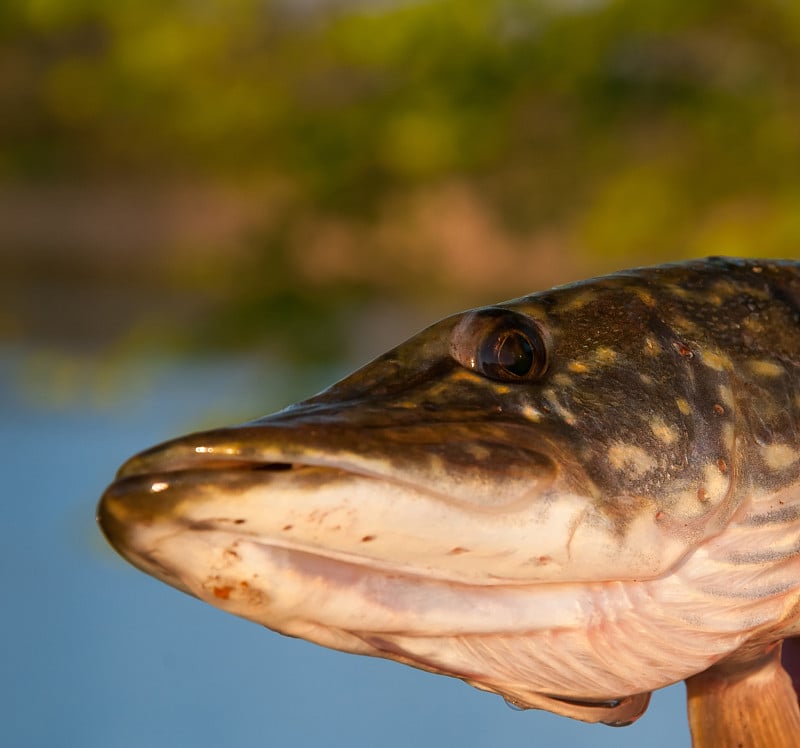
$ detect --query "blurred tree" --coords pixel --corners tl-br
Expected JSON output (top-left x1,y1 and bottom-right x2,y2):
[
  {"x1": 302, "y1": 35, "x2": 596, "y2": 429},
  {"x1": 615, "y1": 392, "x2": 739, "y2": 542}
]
[{"x1": 2, "y1": 0, "x2": 800, "y2": 365}]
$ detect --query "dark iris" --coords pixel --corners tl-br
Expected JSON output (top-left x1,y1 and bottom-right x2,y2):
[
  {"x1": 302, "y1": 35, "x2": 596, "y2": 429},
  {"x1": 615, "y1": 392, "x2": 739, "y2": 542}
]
[{"x1": 450, "y1": 308, "x2": 547, "y2": 383}]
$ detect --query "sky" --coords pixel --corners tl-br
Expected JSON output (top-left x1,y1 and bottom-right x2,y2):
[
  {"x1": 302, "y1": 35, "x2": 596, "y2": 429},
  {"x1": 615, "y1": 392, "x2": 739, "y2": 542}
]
[{"x1": 1, "y1": 348, "x2": 691, "y2": 748}]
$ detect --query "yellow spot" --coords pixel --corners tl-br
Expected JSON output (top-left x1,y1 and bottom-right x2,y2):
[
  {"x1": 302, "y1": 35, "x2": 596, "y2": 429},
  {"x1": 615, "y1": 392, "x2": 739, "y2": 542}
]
[
  {"x1": 426, "y1": 382, "x2": 452, "y2": 399},
  {"x1": 762, "y1": 443, "x2": 799, "y2": 471},
  {"x1": 467, "y1": 444, "x2": 491, "y2": 461},
  {"x1": 594, "y1": 347, "x2": 617, "y2": 365},
  {"x1": 640, "y1": 373, "x2": 654, "y2": 386},
  {"x1": 743, "y1": 316, "x2": 764, "y2": 333},
  {"x1": 521, "y1": 404, "x2": 542, "y2": 422},
  {"x1": 428, "y1": 454, "x2": 445, "y2": 474},
  {"x1": 150, "y1": 481, "x2": 169, "y2": 493},
  {"x1": 562, "y1": 290, "x2": 596, "y2": 312},
  {"x1": 748, "y1": 360, "x2": 785, "y2": 378},
  {"x1": 672, "y1": 314, "x2": 699, "y2": 335},
  {"x1": 607, "y1": 443, "x2": 656, "y2": 476},
  {"x1": 493, "y1": 384, "x2": 511, "y2": 395},
  {"x1": 543, "y1": 389, "x2": 577, "y2": 426},
  {"x1": 718, "y1": 385, "x2": 734, "y2": 409},
  {"x1": 650, "y1": 418, "x2": 678, "y2": 446},
  {"x1": 635, "y1": 289, "x2": 656, "y2": 307},
  {"x1": 450, "y1": 369, "x2": 482, "y2": 383},
  {"x1": 710, "y1": 279, "x2": 737, "y2": 298},
  {"x1": 722, "y1": 422, "x2": 735, "y2": 451},
  {"x1": 676, "y1": 398, "x2": 691, "y2": 416},
  {"x1": 702, "y1": 351, "x2": 731, "y2": 372},
  {"x1": 643, "y1": 337, "x2": 662, "y2": 356},
  {"x1": 568, "y1": 361, "x2": 589, "y2": 374},
  {"x1": 702, "y1": 462, "x2": 729, "y2": 503}
]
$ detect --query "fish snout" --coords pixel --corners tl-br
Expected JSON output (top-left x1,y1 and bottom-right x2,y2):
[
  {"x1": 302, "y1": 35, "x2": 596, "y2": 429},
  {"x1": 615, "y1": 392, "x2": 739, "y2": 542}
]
[{"x1": 97, "y1": 473, "x2": 198, "y2": 595}]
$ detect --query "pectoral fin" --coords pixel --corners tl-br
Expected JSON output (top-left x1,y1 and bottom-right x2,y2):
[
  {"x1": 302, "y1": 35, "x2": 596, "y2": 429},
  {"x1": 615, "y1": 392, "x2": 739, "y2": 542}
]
[{"x1": 686, "y1": 642, "x2": 800, "y2": 748}]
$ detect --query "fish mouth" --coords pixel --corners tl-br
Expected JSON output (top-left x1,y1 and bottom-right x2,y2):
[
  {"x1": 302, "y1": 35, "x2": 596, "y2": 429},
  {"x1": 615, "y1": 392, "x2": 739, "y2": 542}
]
[
  {"x1": 96, "y1": 424, "x2": 700, "y2": 723},
  {"x1": 97, "y1": 417, "x2": 694, "y2": 591},
  {"x1": 97, "y1": 428, "x2": 581, "y2": 671}
]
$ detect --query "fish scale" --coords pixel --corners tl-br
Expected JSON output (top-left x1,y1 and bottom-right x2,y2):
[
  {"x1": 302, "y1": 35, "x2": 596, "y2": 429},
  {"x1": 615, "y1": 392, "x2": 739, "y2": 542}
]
[{"x1": 98, "y1": 257, "x2": 800, "y2": 747}]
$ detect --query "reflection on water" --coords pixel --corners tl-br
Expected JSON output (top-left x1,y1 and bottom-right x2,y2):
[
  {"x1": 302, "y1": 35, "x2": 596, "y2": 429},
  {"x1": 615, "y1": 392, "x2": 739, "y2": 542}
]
[{"x1": 2, "y1": 347, "x2": 689, "y2": 748}]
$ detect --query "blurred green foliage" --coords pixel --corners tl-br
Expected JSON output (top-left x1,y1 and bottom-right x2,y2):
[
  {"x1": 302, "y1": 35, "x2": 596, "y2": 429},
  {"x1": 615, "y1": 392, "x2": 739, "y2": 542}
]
[{"x1": 3, "y1": 0, "x2": 800, "y2": 366}]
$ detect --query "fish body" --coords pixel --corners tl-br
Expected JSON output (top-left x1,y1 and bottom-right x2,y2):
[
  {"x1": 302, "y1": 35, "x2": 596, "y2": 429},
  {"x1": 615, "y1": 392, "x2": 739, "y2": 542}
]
[{"x1": 99, "y1": 257, "x2": 800, "y2": 742}]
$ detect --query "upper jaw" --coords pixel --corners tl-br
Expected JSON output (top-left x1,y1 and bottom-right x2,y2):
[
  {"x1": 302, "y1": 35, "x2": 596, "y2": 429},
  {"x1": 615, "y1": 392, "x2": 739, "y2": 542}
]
[
  {"x1": 113, "y1": 426, "x2": 304, "y2": 480},
  {"x1": 109, "y1": 413, "x2": 562, "y2": 511}
]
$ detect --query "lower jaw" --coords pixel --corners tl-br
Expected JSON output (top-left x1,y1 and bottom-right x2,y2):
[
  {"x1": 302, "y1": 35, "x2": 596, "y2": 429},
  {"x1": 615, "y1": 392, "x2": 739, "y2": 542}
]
[{"x1": 128, "y1": 529, "x2": 733, "y2": 705}]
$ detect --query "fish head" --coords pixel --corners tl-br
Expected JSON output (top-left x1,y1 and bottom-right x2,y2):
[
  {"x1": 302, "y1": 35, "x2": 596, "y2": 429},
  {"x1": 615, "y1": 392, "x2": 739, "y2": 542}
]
[{"x1": 98, "y1": 259, "x2": 800, "y2": 725}]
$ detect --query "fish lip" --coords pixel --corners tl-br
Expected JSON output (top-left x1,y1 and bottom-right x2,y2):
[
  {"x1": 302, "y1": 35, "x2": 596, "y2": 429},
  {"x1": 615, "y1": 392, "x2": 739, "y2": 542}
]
[
  {"x1": 115, "y1": 451, "x2": 299, "y2": 480},
  {"x1": 109, "y1": 441, "x2": 523, "y2": 509},
  {"x1": 109, "y1": 454, "x2": 445, "y2": 504}
]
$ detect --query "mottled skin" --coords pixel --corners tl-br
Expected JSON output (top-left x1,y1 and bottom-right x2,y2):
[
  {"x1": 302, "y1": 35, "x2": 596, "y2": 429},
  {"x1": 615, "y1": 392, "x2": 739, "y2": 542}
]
[{"x1": 99, "y1": 258, "x2": 800, "y2": 745}]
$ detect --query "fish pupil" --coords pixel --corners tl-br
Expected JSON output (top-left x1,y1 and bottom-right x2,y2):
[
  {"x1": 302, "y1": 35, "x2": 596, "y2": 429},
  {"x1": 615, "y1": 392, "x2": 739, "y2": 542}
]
[{"x1": 495, "y1": 331, "x2": 534, "y2": 377}]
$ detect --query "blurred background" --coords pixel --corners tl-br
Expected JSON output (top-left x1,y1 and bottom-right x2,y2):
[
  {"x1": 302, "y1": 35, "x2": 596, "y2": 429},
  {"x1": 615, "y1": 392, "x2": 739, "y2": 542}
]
[{"x1": 4, "y1": 0, "x2": 800, "y2": 745}]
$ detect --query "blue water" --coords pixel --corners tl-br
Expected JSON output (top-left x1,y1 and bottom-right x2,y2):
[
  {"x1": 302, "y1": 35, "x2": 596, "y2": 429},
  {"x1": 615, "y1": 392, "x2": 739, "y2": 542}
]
[{"x1": 0, "y1": 349, "x2": 690, "y2": 747}]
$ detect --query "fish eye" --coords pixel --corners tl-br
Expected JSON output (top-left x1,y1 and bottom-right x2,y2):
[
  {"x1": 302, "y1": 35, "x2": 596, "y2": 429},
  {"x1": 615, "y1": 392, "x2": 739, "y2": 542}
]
[
  {"x1": 482, "y1": 329, "x2": 537, "y2": 379},
  {"x1": 450, "y1": 308, "x2": 548, "y2": 383}
]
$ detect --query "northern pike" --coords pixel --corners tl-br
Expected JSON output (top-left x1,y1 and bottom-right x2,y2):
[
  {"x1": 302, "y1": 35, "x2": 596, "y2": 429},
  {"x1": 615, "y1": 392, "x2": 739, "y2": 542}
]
[{"x1": 98, "y1": 257, "x2": 800, "y2": 747}]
